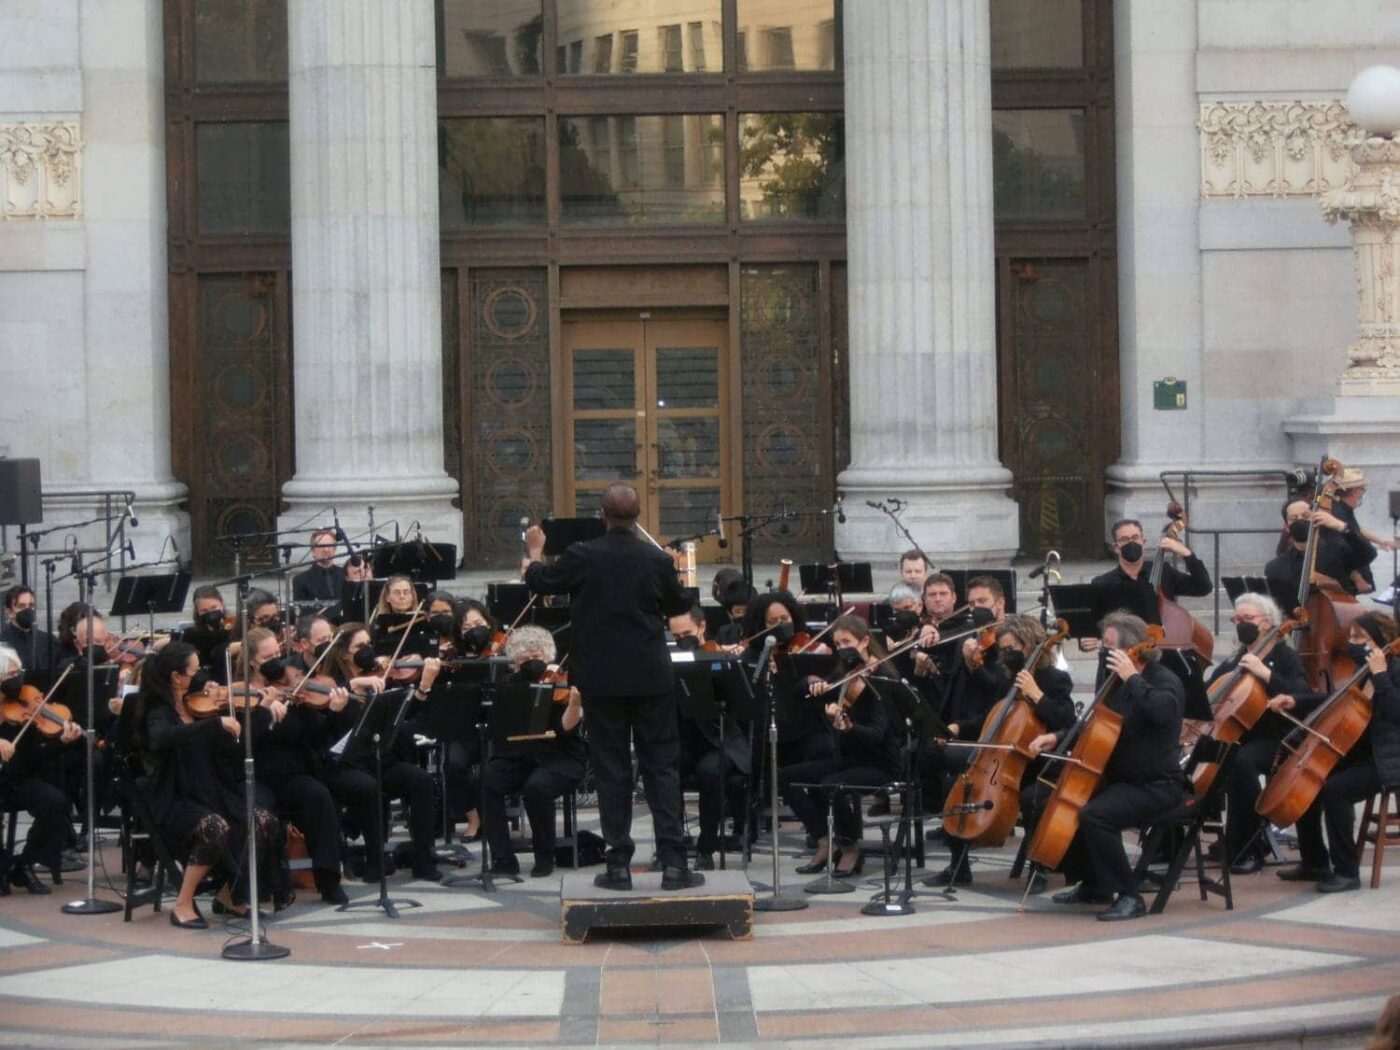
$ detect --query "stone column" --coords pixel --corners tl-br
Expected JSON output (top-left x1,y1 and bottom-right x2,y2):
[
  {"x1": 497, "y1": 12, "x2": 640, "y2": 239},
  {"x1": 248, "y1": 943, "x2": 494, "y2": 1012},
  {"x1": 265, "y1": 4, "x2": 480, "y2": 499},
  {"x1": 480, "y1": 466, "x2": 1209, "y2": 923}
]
[
  {"x1": 835, "y1": 0, "x2": 1019, "y2": 565},
  {"x1": 280, "y1": 0, "x2": 462, "y2": 551}
]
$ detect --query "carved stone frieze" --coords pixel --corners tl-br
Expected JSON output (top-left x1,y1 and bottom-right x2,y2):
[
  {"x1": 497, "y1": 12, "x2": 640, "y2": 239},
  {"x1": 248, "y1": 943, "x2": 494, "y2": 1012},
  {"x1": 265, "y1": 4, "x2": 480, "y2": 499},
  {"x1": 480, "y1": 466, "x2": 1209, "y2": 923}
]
[
  {"x1": 0, "y1": 121, "x2": 82, "y2": 220},
  {"x1": 1199, "y1": 101, "x2": 1362, "y2": 199}
]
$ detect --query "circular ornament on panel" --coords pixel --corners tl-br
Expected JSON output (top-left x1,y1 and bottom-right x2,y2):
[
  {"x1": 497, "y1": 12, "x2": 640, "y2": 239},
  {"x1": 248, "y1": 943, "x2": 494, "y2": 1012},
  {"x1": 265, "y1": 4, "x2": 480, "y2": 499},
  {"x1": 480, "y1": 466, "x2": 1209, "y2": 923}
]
[
  {"x1": 761, "y1": 352, "x2": 810, "y2": 402},
  {"x1": 482, "y1": 286, "x2": 538, "y2": 341},
  {"x1": 755, "y1": 423, "x2": 813, "y2": 471},
  {"x1": 212, "y1": 363, "x2": 267, "y2": 412},
  {"x1": 214, "y1": 433, "x2": 272, "y2": 481},
  {"x1": 484, "y1": 355, "x2": 536, "y2": 407},
  {"x1": 215, "y1": 503, "x2": 271, "y2": 544},
  {"x1": 1029, "y1": 278, "x2": 1076, "y2": 324},
  {"x1": 212, "y1": 291, "x2": 270, "y2": 343},
  {"x1": 485, "y1": 427, "x2": 539, "y2": 477}
]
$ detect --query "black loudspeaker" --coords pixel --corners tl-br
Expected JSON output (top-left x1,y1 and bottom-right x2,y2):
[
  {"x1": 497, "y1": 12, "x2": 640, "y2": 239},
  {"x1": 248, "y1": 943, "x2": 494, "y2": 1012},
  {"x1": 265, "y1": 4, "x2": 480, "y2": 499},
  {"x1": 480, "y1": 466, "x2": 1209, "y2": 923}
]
[
  {"x1": 1390, "y1": 489, "x2": 1400, "y2": 520},
  {"x1": 0, "y1": 459, "x2": 42, "y2": 526}
]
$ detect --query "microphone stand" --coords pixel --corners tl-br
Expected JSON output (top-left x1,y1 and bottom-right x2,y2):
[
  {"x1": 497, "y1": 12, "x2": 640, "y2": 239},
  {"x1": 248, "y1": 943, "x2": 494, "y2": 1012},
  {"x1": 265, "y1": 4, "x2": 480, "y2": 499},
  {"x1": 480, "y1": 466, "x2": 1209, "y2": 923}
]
[
  {"x1": 223, "y1": 578, "x2": 290, "y2": 960},
  {"x1": 866, "y1": 499, "x2": 931, "y2": 569},
  {"x1": 60, "y1": 555, "x2": 121, "y2": 916},
  {"x1": 751, "y1": 649, "x2": 807, "y2": 913}
]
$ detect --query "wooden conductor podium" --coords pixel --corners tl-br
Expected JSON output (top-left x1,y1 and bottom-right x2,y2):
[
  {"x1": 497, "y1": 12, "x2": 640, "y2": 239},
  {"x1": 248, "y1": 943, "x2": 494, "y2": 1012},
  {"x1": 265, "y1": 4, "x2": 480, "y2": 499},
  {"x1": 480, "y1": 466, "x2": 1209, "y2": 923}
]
[{"x1": 560, "y1": 870, "x2": 754, "y2": 944}]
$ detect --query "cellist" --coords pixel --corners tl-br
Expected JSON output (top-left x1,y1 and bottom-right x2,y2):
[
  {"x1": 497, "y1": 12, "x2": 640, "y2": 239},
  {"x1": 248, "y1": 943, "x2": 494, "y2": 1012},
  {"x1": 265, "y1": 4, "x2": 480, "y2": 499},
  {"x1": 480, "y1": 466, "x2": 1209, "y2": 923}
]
[
  {"x1": 1272, "y1": 611, "x2": 1398, "y2": 892},
  {"x1": 1029, "y1": 611, "x2": 1185, "y2": 921},
  {"x1": 1205, "y1": 593, "x2": 1312, "y2": 875}
]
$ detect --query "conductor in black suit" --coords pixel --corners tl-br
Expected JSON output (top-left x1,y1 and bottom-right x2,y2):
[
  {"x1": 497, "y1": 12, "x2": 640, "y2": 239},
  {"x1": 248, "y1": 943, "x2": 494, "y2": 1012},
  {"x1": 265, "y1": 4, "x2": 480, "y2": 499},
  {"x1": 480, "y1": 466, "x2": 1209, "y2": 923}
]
[{"x1": 522, "y1": 482, "x2": 700, "y2": 891}]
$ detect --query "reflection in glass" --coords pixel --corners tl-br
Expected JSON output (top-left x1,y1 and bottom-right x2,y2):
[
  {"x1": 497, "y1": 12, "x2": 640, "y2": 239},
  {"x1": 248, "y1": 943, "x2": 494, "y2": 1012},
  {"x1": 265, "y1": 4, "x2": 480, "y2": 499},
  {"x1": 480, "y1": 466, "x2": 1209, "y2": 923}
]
[
  {"x1": 556, "y1": 0, "x2": 722, "y2": 75},
  {"x1": 573, "y1": 350, "x2": 635, "y2": 410},
  {"x1": 736, "y1": 0, "x2": 836, "y2": 71},
  {"x1": 560, "y1": 115, "x2": 725, "y2": 225},
  {"x1": 197, "y1": 123, "x2": 290, "y2": 235},
  {"x1": 661, "y1": 488, "x2": 722, "y2": 538},
  {"x1": 991, "y1": 0, "x2": 1083, "y2": 69},
  {"x1": 739, "y1": 113, "x2": 845, "y2": 221},
  {"x1": 992, "y1": 110, "x2": 1087, "y2": 221},
  {"x1": 440, "y1": 0, "x2": 543, "y2": 77},
  {"x1": 574, "y1": 420, "x2": 637, "y2": 479},
  {"x1": 439, "y1": 118, "x2": 546, "y2": 227},
  {"x1": 657, "y1": 419, "x2": 721, "y2": 479},
  {"x1": 195, "y1": 0, "x2": 287, "y2": 82},
  {"x1": 656, "y1": 348, "x2": 719, "y2": 408}
]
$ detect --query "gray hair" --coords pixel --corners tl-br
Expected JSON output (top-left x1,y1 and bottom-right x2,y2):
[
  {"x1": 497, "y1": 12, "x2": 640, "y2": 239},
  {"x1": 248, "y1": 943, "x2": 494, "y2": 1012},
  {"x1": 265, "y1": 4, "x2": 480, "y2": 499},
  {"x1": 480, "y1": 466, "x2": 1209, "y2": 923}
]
[
  {"x1": 1234, "y1": 592, "x2": 1282, "y2": 625},
  {"x1": 0, "y1": 643, "x2": 20, "y2": 677},
  {"x1": 1099, "y1": 610, "x2": 1160, "y2": 663},
  {"x1": 888, "y1": 583, "x2": 921, "y2": 606},
  {"x1": 504, "y1": 624, "x2": 555, "y2": 666}
]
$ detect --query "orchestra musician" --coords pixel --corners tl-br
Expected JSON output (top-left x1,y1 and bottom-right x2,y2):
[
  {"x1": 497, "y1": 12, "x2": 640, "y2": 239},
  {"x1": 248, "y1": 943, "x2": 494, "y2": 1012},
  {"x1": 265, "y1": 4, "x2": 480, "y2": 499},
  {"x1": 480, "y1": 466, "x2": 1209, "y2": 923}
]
[
  {"x1": 481, "y1": 625, "x2": 585, "y2": 880},
  {"x1": 424, "y1": 591, "x2": 459, "y2": 657},
  {"x1": 183, "y1": 584, "x2": 232, "y2": 676},
  {"x1": 292, "y1": 529, "x2": 342, "y2": 603},
  {"x1": 456, "y1": 599, "x2": 500, "y2": 658},
  {"x1": 779, "y1": 614, "x2": 898, "y2": 878},
  {"x1": 713, "y1": 571, "x2": 756, "y2": 646},
  {"x1": 1275, "y1": 612, "x2": 1398, "y2": 892},
  {"x1": 0, "y1": 643, "x2": 81, "y2": 894},
  {"x1": 898, "y1": 549, "x2": 930, "y2": 591},
  {"x1": 741, "y1": 590, "x2": 832, "y2": 765},
  {"x1": 668, "y1": 605, "x2": 751, "y2": 869},
  {"x1": 521, "y1": 481, "x2": 697, "y2": 892},
  {"x1": 1265, "y1": 497, "x2": 1355, "y2": 604},
  {"x1": 2, "y1": 586, "x2": 55, "y2": 675},
  {"x1": 1029, "y1": 611, "x2": 1185, "y2": 921}
]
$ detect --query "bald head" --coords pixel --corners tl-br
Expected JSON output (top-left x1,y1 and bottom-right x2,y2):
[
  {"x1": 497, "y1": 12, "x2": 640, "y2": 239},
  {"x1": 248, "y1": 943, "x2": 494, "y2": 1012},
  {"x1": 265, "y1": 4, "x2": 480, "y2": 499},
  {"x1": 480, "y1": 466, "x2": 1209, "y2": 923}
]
[{"x1": 601, "y1": 482, "x2": 641, "y2": 526}]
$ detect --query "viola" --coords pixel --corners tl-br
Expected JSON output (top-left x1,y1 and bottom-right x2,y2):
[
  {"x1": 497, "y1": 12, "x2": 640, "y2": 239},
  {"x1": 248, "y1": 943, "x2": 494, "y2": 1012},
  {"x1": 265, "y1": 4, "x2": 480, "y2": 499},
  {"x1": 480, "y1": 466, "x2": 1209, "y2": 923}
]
[
  {"x1": 1150, "y1": 501, "x2": 1214, "y2": 663},
  {"x1": 943, "y1": 620, "x2": 1070, "y2": 847},
  {"x1": 1025, "y1": 626, "x2": 1164, "y2": 872}
]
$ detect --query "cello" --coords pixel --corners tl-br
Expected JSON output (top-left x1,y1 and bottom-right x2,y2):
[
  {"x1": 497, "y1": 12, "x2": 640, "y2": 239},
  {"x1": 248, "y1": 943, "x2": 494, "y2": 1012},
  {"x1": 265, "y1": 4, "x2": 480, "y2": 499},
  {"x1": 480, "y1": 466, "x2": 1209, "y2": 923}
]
[
  {"x1": 1293, "y1": 457, "x2": 1364, "y2": 692},
  {"x1": 1151, "y1": 502, "x2": 1214, "y2": 664},
  {"x1": 1189, "y1": 609, "x2": 1307, "y2": 801},
  {"x1": 1255, "y1": 632, "x2": 1400, "y2": 828},
  {"x1": 942, "y1": 619, "x2": 1070, "y2": 847},
  {"x1": 1025, "y1": 626, "x2": 1164, "y2": 872}
]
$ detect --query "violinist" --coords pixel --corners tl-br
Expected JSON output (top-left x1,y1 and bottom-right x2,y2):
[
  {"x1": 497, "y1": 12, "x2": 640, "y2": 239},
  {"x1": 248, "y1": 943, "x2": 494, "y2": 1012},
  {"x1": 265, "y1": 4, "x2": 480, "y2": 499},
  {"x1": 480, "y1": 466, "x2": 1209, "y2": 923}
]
[
  {"x1": 456, "y1": 599, "x2": 500, "y2": 657},
  {"x1": 668, "y1": 606, "x2": 750, "y2": 869},
  {"x1": 779, "y1": 615, "x2": 898, "y2": 878},
  {"x1": 913, "y1": 572, "x2": 968, "y2": 683},
  {"x1": 481, "y1": 626, "x2": 585, "y2": 879},
  {"x1": 131, "y1": 642, "x2": 284, "y2": 928},
  {"x1": 183, "y1": 585, "x2": 231, "y2": 676},
  {"x1": 226, "y1": 590, "x2": 287, "y2": 666},
  {"x1": 929, "y1": 615, "x2": 1076, "y2": 887},
  {"x1": 2, "y1": 586, "x2": 55, "y2": 675},
  {"x1": 375, "y1": 575, "x2": 418, "y2": 619},
  {"x1": 741, "y1": 591, "x2": 832, "y2": 764},
  {"x1": 424, "y1": 591, "x2": 459, "y2": 657},
  {"x1": 245, "y1": 624, "x2": 350, "y2": 905},
  {"x1": 436, "y1": 597, "x2": 488, "y2": 840},
  {"x1": 883, "y1": 584, "x2": 925, "y2": 681},
  {"x1": 1029, "y1": 611, "x2": 1185, "y2": 921},
  {"x1": 898, "y1": 550, "x2": 930, "y2": 591},
  {"x1": 1278, "y1": 612, "x2": 1398, "y2": 892},
  {"x1": 713, "y1": 571, "x2": 756, "y2": 646},
  {"x1": 0, "y1": 643, "x2": 81, "y2": 894},
  {"x1": 1206, "y1": 594, "x2": 1312, "y2": 874},
  {"x1": 322, "y1": 623, "x2": 442, "y2": 883},
  {"x1": 292, "y1": 529, "x2": 342, "y2": 603},
  {"x1": 938, "y1": 577, "x2": 1008, "y2": 746}
]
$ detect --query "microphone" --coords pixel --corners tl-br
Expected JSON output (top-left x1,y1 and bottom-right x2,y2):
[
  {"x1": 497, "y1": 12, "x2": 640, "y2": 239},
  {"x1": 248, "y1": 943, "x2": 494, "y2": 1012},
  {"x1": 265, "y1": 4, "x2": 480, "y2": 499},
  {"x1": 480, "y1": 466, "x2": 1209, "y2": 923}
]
[
  {"x1": 1028, "y1": 565, "x2": 1046, "y2": 580},
  {"x1": 125, "y1": 541, "x2": 136, "y2": 561},
  {"x1": 865, "y1": 500, "x2": 883, "y2": 511},
  {"x1": 69, "y1": 540, "x2": 82, "y2": 578},
  {"x1": 751, "y1": 634, "x2": 778, "y2": 689},
  {"x1": 332, "y1": 506, "x2": 356, "y2": 555},
  {"x1": 124, "y1": 494, "x2": 139, "y2": 528},
  {"x1": 834, "y1": 494, "x2": 846, "y2": 524},
  {"x1": 716, "y1": 510, "x2": 728, "y2": 549}
]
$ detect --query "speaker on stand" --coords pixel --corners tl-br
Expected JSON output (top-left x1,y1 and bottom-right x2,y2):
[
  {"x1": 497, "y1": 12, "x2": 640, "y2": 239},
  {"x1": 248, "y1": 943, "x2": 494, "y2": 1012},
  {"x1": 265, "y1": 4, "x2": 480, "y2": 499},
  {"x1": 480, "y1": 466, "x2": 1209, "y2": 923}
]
[{"x1": 0, "y1": 459, "x2": 44, "y2": 588}]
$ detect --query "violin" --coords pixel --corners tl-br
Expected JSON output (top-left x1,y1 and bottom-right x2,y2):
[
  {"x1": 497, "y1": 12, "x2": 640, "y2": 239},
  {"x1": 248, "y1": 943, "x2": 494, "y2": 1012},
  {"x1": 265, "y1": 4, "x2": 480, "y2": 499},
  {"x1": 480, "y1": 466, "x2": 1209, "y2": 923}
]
[
  {"x1": 1, "y1": 680, "x2": 75, "y2": 741},
  {"x1": 183, "y1": 681, "x2": 264, "y2": 720},
  {"x1": 1025, "y1": 626, "x2": 1164, "y2": 872},
  {"x1": 960, "y1": 623, "x2": 1000, "y2": 670},
  {"x1": 539, "y1": 666, "x2": 574, "y2": 704},
  {"x1": 1150, "y1": 501, "x2": 1214, "y2": 663}
]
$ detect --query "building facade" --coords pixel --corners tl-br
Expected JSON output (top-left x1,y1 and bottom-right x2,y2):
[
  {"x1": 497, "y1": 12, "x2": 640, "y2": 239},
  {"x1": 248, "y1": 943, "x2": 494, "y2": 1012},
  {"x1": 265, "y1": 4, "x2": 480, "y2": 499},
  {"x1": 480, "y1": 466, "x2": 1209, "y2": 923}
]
[{"x1": 2, "y1": 0, "x2": 1398, "y2": 574}]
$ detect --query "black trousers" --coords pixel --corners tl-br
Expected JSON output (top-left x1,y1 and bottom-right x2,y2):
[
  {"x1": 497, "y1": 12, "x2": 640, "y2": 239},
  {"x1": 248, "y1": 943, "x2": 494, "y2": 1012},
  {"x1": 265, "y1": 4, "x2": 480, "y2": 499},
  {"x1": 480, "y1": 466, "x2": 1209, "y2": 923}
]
[
  {"x1": 257, "y1": 773, "x2": 341, "y2": 874},
  {"x1": 680, "y1": 747, "x2": 747, "y2": 853},
  {"x1": 481, "y1": 753, "x2": 584, "y2": 865},
  {"x1": 1224, "y1": 736, "x2": 1281, "y2": 864},
  {"x1": 4, "y1": 776, "x2": 69, "y2": 872},
  {"x1": 779, "y1": 758, "x2": 889, "y2": 847},
  {"x1": 1063, "y1": 779, "x2": 1183, "y2": 898},
  {"x1": 585, "y1": 693, "x2": 686, "y2": 869},
  {"x1": 1296, "y1": 761, "x2": 1380, "y2": 878},
  {"x1": 443, "y1": 738, "x2": 481, "y2": 818},
  {"x1": 328, "y1": 760, "x2": 436, "y2": 871}
]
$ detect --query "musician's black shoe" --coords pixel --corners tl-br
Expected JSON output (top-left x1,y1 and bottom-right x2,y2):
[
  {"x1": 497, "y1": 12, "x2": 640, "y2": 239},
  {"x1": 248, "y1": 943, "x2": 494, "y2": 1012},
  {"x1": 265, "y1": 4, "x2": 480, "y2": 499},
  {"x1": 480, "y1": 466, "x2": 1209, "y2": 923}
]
[
  {"x1": 695, "y1": 852, "x2": 715, "y2": 871},
  {"x1": 411, "y1": 863, "x2": 444, "y2": 883},
  {"x1": 923, "y1": 861, "x2": 971, "y2": 887},
  {"x1": 1277, "y1": 864, "x2": 1329, "y2": 882},
  {"x1": 490, "y1": 856, "x2": 521, "y2": 877},
  {"x1": 320, "y1": 883, "x2": 349, "y2": 906},
  {"x1": 661, "y1": 866, "x2": 705, "y2": 890},
  {"x1": 9, "y1": 864, "x2": 49, "y2": 895},
  {"x1": 647, "y1": 855, "x2": 664, "y2": 872},
  {"x1": 169, "y1": 905, "x2": 208, "y2": 930},
  {"x1": 1230, "y1": 855, "x2": 1265, "y2": 876},
  {"x1": 529, "y1": 860, "x2": 555, "y2": 879},
  {"x1": 1096, "y1": 894, "x2": 1147, "y2": 922},
  {"x1": 1051, "y1": 883, "x2": 1113, "y2": 905},
  {"x1": 594, "y1": 866, "x2": 633, "y2": 891},
  {"x1": 1317, "y1": 872, "x2": 1361, "y2": 893}
]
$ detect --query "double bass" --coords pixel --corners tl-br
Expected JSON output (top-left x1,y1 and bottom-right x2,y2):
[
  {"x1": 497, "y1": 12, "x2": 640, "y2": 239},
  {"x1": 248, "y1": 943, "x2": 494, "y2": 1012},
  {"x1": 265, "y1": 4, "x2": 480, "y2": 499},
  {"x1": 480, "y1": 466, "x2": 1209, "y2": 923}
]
[
  {"x1": 1151, "y1": 501, "x2": 1213, "y2": 663},
  {"x1": 1256, "y1": 634, "x2": 1400, "y2": 827},
  {"x1": 1189, "y1": 609, "x2": 1307, "y2": 801},
  {"x1": 1293, "y1": 457, "x2": 1364, "y2": 692},
  {"x1": 942, "y1": 619, "x2": 1070, "y2": 847},
  {"x1": 1025, "y1": 626, "x2": 1164, "y2": 871}
]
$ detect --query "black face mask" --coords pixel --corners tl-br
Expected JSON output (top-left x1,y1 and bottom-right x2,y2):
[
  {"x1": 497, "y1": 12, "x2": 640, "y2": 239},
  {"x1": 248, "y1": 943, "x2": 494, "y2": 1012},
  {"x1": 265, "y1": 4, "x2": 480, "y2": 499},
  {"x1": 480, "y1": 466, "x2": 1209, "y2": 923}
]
[
  {"x1": 1288, "y1": 519, "x2": 1311, "y2": 543},
  {"x1": 260, "y1": 657, "x2": 286, "y2": 681},
  {"x1": 1000, "y1": 649, "x2": 1026, "y2": 673},
  {"x1": 1348, "y1": 643, "x2": 1372, "y2": 666},
  {"x1": 429, "y1": 613, "x2": 455, "y2": 636},
  {"x1": 771, "y1": 621, "x2": 795, "y2": 645},
  {"x1": 521, "y1": 658, "x2": 548, "y2": 682},
  {"x1": 971, "y1": 607, "x2": 996, "y2": 628},
  {"x1": 1235, "y1": 622, "x2": 1260, "y2": 646},
  {"x1": 836, "y1": 646, "x2": 863, "y2": 669},
  {"x1": 197, "y1": 609, "x2": 226, "y2": 631},
  {"x1": 0, "y1": 676, "x2": 21, "y2": 700},
  {"x1": 311, "y1": 641, "x2": 331, "y2": 662},
  {"x1": 13, "y1": 608, "x2": 35, "y2": 631},
  {"x1": 1119, "y1": 541, "x2": 1144, "y2": 563},
  {"x1": 462, "y1": 625, "x2": 492, "y2": 653},
  {"x1": 892, "y1": 610, "x2": 921, "y2": 636},
  {"x1": 675, "y1": 634, "x2": 701, "y2": 652},
  {"x1": 353, "y1": 647, "x2": 379, "y2": 673},
  {"x1": 186, "y1": 670, "x2": 211, "y2": 695},
  {"x1": 260, "y1": 617, "x2": 284, "y2": 635}
]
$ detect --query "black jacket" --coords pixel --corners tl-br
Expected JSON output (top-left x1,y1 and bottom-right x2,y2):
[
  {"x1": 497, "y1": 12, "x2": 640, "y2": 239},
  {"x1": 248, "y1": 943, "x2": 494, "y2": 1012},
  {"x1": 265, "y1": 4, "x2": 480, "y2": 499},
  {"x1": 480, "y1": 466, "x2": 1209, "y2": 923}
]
[
  {"x1": 1369, "y1": 659, "x2": 1400, "y2": 787},
  {"x1": 524, "y1": 527, "x2": 690, "y2": 698},
  {"x1": 293, "y1": 564, "x2": 342, "y2": 603},
  {"x1": 1061, "y1": 660, "x2": 1183, "y2": 786},
  {"x1": 1205, "y1": 639, "x2": 1312, "y2": 743},
  {"x1": 1089, "y1": 557, "x2": 1213, "y2": 625},
  {"x1": 1, "y1": 622, "x2": 55, "y2": 675},
  {"x1": 832, "y1": 678, "x2": 899, "y2": 776},
  {"x1": 1265, "y1": 543, "x2": 1354, "y2": 605}
]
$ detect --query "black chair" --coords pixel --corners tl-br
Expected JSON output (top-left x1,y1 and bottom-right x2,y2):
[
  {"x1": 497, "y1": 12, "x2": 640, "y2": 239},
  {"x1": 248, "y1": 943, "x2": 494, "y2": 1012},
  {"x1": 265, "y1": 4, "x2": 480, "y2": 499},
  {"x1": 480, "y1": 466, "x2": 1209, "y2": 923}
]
[
  {"x1": 114, "y1": 770, "x2": 183, "y2": 922},
  {"x1": 1133, "y1": 737, "x2": 1237, "y2": 915}
]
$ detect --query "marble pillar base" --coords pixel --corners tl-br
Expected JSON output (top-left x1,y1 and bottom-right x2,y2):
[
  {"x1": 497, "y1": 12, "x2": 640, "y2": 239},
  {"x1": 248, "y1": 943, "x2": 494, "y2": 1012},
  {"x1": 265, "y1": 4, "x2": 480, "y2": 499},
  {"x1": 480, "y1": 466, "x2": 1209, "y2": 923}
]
[
  {"x1": 279, "y1": 475, "x2": 464, "y2": 567},
  {"x1": 835, "y1": 467, "x2": 1020, "y2": 567},
  {"x1": 40, "y1": 480, "x2": 190, "y2": 567},
  {"x1": 1286, "y1": 395, "x2": 1400, "y2": 546}
]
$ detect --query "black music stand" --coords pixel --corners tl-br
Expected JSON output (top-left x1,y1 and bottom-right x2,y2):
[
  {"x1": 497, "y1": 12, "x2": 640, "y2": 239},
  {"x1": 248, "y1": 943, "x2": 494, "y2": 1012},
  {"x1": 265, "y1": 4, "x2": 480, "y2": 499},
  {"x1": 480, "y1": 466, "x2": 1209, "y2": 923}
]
[
  {"x1": 110, "y1": 572, "x2": 191, "y2": 643},
  {"x1": 372, "y1": 540, "x2": 457, "y2": 582},
  {"x1": 542, "y1": 517, "x2": 605, "y2": 556},
  {"x1": 1047, "y1": 584, "x2": 1100, "y2": 640},
  {"x1": 373, "y1": 613, "x2": 436, "y2": 658},
  {"x1": 1222, "y1": 576, "x2": 1270, "y2": 604},
  {"x1": 487, "y1": 582, "x2": 531, "y2": 623},
  {"x1": 799, "y1": 562, "x2": 873, "y2": 600}
]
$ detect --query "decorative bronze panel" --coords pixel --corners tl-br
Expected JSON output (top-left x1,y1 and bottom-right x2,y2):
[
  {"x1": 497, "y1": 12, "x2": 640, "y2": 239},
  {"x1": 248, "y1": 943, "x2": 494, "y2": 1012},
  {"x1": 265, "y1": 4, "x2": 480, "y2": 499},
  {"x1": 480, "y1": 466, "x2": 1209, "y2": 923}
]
[{"x1": 465, "y1": 268, "x2": 552, "y2": 567}]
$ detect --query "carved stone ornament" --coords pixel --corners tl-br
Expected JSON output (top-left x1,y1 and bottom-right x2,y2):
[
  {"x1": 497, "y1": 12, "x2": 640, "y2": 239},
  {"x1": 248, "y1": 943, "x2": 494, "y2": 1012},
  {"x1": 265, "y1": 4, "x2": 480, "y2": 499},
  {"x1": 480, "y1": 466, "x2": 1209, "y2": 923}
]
[
  {"x1": 1199, "y1": 101, "x2": 1362, "y2": 199},
  {"x1": 1321, "y1": 136, "x2": 1400, "y2": 392},
  {"x1": 0, "y1": 121, "x2": 82, "y2": 220}
]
